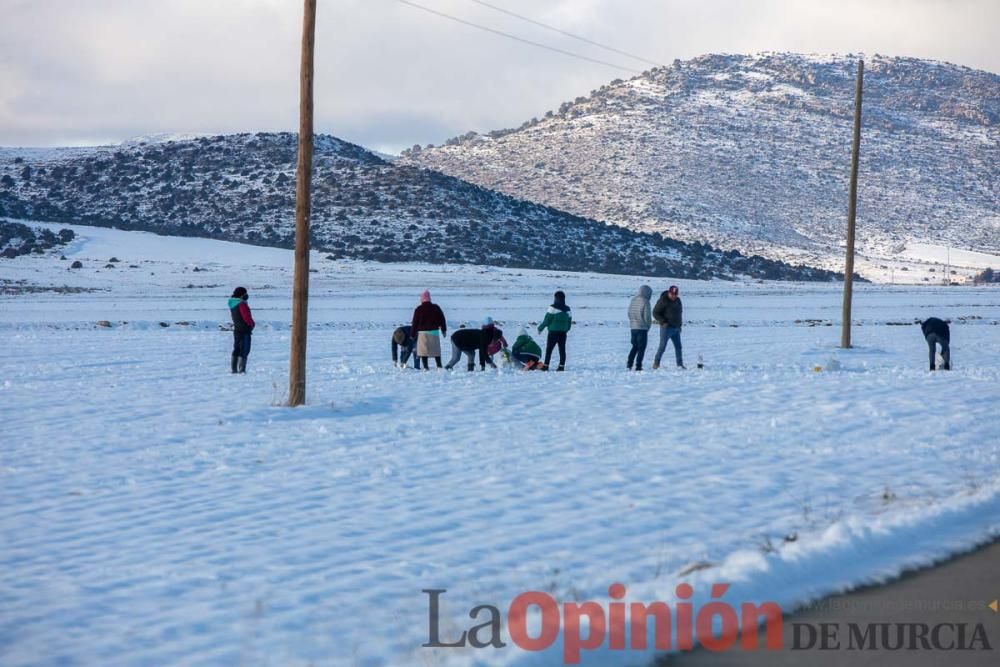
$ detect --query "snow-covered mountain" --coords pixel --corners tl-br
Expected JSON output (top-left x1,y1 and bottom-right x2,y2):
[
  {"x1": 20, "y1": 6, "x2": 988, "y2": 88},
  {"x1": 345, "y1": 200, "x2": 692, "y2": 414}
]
[
  {"x1": 0, "y1": 133, "x2": 842, "y2": 281},
  {"x1": 400, "y1": 53, "x2": 999, "y2": 274}
]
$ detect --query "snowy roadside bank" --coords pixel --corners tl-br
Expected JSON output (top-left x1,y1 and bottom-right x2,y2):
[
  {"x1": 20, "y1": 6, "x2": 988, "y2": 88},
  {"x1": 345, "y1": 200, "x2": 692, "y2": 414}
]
[
  {"x1": 1, "y1": 226, "x2": 998, "y2": 666},
  {"x1": 658, "y1": 536, "x2": 1000, "y2": 667}
]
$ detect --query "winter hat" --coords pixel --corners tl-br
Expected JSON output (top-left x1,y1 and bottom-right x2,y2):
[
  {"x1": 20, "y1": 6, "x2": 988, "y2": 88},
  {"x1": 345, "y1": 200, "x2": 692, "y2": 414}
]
[
  {"x1": 482, "y1": 316, "x2": 494, "y2": 327},
  {"x1": 518, "y1": 327, "x2": 527, "y2": 338},
  {"x1": 668, "y1": 285, "x2": 679, "y2": 295},
  {"x1": 420, "y1": 290, "x2": 431, "y2": 303},
  {"x1": 553, "y1": 290, "x2": 567, "y2": 306},
  {"x1": 232, "y1": 286, "x2": 248, "y2": 300}
]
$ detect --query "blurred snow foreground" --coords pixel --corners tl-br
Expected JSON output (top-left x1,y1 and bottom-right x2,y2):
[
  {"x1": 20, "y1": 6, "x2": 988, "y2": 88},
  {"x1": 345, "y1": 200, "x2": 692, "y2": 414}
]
[{"x1": 1, "y1": 224, "x2": 998, "y2": 666}]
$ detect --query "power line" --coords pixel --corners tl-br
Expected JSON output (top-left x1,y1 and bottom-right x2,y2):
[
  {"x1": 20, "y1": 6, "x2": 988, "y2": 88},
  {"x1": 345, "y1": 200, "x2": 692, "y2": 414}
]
[
  {"x1": 397, "y1": 0, "x2": 644, "y2": 74},
  {"x1": 463, "y1": 0, "x2": 663, "y2": 68}
]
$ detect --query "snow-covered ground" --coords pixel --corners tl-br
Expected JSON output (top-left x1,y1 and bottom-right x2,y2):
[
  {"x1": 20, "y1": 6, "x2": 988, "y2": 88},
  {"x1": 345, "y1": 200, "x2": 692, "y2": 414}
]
[{"x1": 1, "y1": 224, "x2": 998, "y2": 666}]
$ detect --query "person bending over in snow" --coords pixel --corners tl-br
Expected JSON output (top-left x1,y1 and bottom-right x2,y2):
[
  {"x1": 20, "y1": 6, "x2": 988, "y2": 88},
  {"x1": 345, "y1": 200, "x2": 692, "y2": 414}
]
[
  {"x1": 510, "y1": 327, "x2": 542, "y2": 369},
  {"x1": 652, "y1": 285, "x2": 684, "y2": 369},
  {"x1": 481, "y1": 317, "x2": 509, "y2": 367},
  {"x1": 411, "y1": 290, "x2": 447, "y2": 369},
  {"x1": 921, "y1": 317, "x2": 951, "y2": 370},
  {"x1": 538, "y1": 290, "x2": 572, "y2": 371},
  {"x1": 391, "y1": 325, "x2": 419, "y2": 369},
  {"x1": 446, "y1": 324, "x2": 506, "y2": 370},
  {"x1": 228, "y1": 286, "x2": 255, "y2": 374},
  {"x1": 627, "y1": 285, "x2": 653, "y2": 371}
]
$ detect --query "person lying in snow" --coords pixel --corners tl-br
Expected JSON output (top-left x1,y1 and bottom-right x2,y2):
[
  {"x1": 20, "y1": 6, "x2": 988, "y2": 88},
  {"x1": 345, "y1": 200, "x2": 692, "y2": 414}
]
[
  {"x1": 228, "y1": 286, "x2": 255, "y2": 374},
  {"x1": 510, "y1": 327, "x2": 542, "y2": 369},
  {"x1": 537, "y1": 290, "x2": 572, "y2": 371},
  {"x1": 921, "y1": 317, "x2": 951, "y2": 370},
  {"x1": 480, "y1": 317, "x2": 509, "y2": 368},
  {"x1": 391, "y1": 325, "x2": 419, "y2": 369},
  {"x1": 445, "y1": 324, "x2": 506, "y2": 371}
]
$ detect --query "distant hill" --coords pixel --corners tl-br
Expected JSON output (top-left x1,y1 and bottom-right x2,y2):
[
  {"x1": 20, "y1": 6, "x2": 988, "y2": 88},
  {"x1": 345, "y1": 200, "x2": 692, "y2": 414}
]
[
  {"x1": 401, "y1": 53, "x2": 999, "y2": 272},
  {"x1": 0, "y1": 133, "x2": 842, "y2": 281}
]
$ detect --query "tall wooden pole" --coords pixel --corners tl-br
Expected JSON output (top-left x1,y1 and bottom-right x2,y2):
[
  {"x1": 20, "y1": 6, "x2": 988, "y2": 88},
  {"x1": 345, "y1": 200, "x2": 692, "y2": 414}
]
[
  {"x1": 289, "y1": 0, "x2": 317, "y2": 406},
  {"x1": 840, "y1": 58, "x2": 864, "y2": 349}
]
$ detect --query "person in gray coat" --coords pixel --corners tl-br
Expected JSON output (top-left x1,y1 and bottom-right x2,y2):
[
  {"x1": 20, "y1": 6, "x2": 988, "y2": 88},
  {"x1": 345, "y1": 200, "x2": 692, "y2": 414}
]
[
  {"x1": 627, "y1": 285, "x2": 653, "y2": 371},
  {"x1": 653, "y1": 285, "x2": 684, "y2": 369}
]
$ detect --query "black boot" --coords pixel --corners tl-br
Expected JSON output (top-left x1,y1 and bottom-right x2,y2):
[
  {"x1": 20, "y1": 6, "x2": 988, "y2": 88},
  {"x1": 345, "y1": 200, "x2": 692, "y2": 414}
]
[
  {"x1": 231, "y1": 353, "x2": 239, "y2": 374},
  {"x1": 237, "y1": 356, "x2": 247, "y2": 374}
]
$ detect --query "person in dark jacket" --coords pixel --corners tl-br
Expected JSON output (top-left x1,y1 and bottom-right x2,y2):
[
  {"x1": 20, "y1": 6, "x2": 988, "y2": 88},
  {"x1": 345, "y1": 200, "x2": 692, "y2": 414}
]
[
  {"x1": 652, "y1": 285, "x2": 684, "y2": 369},
  {"x1": 921, "y1": 317, "x2": 951, "y2": 370},
  {"x1": 228, "y1": 286, "x2": 255, "y2": 374},
  {"x1": 627, "y1": 285, "x2": 653, "y2": 371},
  {"x1": 411, "y1": 290, "x2": 447, "y2": 369},
  {"x1": 445, "y1": 325, "x2": 506, "y2": 370},
  {"x1": 538, "y1": 290, "x2": 572, "y2": 371},
  {"x1": 392, "y1": 325, "x2": 419, "y2": 369}
]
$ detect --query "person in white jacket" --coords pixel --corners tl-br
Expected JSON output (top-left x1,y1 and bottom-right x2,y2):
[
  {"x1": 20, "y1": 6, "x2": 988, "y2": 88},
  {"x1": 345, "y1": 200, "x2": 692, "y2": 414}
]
[{"x1": 626, "y1": 285, "x2": 653, "y2": 371}]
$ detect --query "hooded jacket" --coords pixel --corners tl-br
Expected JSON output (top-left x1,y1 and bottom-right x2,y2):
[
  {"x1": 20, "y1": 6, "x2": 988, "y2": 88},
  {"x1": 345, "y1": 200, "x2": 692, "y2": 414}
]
[
  {"x1": 921, "y1": 317, "x2": 950, "y2": 341},
  {"x1": 228, "y1": 297, "x2": 255, "y2": 335},
  {"x1": 511, "y1": 330, "x2": 542, "y2": 359},
  {"x1": 628, "y1": 285, "x2": 653, "y2": 330},
  {"x1": 538, "y1": 294, "x2": 572, "y2": 333},
  {"x1": 653, "y1": 292, "x2": 683, "y2": 328}
]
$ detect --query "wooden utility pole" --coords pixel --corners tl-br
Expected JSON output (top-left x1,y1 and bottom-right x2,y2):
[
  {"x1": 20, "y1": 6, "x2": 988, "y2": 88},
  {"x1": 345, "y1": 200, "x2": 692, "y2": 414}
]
[
  {"x1": 840, "y1": 59, "x2": 864, "y2": 349},
  {"x1": 288, "y1": 0, "x2": 317, "y2": 406}
]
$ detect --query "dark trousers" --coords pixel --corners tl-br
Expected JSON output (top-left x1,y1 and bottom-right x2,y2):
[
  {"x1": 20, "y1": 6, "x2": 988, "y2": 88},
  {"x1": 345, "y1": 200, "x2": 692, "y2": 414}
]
[
  {"x1": 926, "y1": 333, "x2": 950, "y2": 370},
  {"x1": 627, "y1": 329, "x2": 649, "y2": 369},
  {"x1": 544, "y1": 331, "x2": 567, "y2": 367},
  {"x1": 231, "y1": 332, "x2": 251, "y2": 373}
]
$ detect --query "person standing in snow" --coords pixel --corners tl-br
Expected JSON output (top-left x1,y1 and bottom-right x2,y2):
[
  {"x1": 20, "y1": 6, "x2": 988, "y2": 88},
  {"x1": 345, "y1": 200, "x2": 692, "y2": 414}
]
[
  {"x1": 228, "y1": 286, "x2": 255, "y2": 374},
  {"x1": 411, "y1": 290, "x2": 447, "y2": 369},
  {"x1": 627, "y1": 285, "x2": 653, "y2": 371},
  {"x1": 391, "y1": 325, "x2": 419, "y2": 369},
  {"x1": 921, "y1": 317, "x2": 951, "y2": 370},
  {"x1": 510, "y1": 327, "x2": 542, "y2": 369},
  {"x1": 537, "y1": 290, "x2": 572, "y2": 371},
  {"x1": 652, "y1": 285, "x2": 684, "y2": 369}
]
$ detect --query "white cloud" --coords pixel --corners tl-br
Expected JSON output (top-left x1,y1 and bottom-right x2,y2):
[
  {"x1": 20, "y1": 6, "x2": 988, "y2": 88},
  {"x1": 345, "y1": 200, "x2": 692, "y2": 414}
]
[{"x1": 0, "y1": 0, "x2": 996, "y2": 150}]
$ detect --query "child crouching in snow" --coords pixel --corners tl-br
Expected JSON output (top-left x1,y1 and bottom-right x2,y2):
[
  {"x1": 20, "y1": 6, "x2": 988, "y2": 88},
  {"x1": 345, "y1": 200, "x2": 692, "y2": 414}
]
[
  {"x1": 481, "y1": 317, "x2": 509, "y2": 368},
  {"x1": 228, "y1": 286, "x2": 255, "y2": 374},
  {"x1": 510, "y1": 327, "x2": 542, "y2": 369}
]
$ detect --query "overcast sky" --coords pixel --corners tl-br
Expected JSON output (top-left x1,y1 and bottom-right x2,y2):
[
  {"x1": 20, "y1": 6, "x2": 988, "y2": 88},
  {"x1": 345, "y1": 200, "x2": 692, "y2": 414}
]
[{"x1": 1, "y1": 0, "x2": 997, "y2": 152}]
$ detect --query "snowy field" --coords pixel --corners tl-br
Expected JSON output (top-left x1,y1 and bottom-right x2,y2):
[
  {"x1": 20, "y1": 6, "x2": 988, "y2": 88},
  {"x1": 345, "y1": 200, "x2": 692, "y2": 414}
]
[{"x1": 1, "y1": 224, "x2": 999, "y2": 666}]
